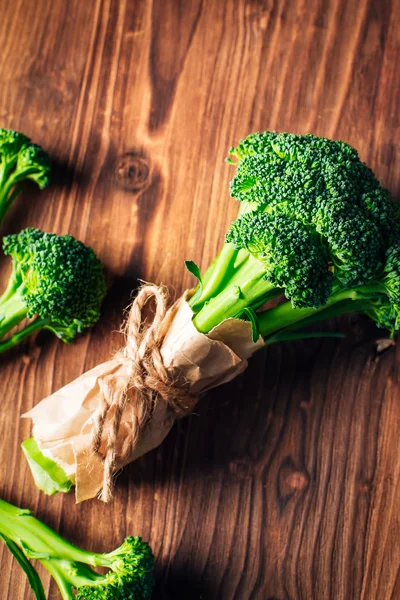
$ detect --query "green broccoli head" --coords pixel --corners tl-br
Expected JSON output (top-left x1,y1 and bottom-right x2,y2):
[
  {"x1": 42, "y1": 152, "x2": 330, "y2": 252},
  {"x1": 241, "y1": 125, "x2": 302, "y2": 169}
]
[
  {"x1": 14, "y1": 143, "x2": 51, "y2": 189},
  {"x1": 227, "y1": 132, "x2": 398, "y2": 290},
  {"x1": 226, "y1": 210, "x2": 332, "y2": 308},
  {"x1": 0, "y1": 127, "x2": 50, "y2": 187},
  {"x1": 1, "y1": 228, "x2": 106, "y2": 343},
  {"x1": 0, "y1": 127, "x2": 51, "y2": 224},
  {"x1": 74, "y1": 537, "x2": 154, "y2": 600},
  {"x1": 0, "y1": 128, "x2": 30, "y2": 162}
]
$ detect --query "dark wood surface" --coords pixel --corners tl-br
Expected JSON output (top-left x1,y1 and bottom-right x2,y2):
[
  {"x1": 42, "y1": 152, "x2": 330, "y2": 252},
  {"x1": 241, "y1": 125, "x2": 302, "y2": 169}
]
[{"x1": 0, "y1": 0, "x2": 399, "y2": 598}]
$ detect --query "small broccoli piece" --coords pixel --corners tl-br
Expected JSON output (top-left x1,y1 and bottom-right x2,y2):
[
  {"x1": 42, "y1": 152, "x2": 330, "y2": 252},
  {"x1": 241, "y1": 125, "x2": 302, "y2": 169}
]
[
  {"x1": 0, "y1": 128, "x2": 50, "y2": 224},
  {"x1": 0, "y1": 498, "x2": 154, "y2": 600},
  {"x1": 188, "y1": 132, "x2": 400, "y2": 343},
  {"x1": 0, "y1": 228, "x2": 106, "y2": 353}
]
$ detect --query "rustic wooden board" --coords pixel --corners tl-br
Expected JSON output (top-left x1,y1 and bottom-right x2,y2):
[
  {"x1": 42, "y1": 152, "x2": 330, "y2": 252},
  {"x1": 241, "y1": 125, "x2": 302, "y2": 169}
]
[{"x1": 0, "y1": 0, "x2": 399, "y2": 598}]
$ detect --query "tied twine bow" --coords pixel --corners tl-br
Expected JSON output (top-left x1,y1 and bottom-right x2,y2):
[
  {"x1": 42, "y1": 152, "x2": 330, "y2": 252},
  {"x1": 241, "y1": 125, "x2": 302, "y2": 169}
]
[{"x1": 91, "y1": 284, "x2": 198, "y2": 502}]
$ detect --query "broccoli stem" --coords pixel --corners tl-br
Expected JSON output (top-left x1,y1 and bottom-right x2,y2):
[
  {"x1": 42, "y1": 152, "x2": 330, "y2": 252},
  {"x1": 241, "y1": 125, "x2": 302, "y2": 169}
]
[
  {"x1": 0, "y1": 500, "x2": 60, "y2": 556},
  {"x1": 0, "y1": 186, "x2": 21, "y2": 224},
  {"x1": 190, "y1": 243, "x2": 239, "y2": 310},
  {"x1": 0, "y1": 499, "x2": 112, "y2": 568},
  {"x1": 0, "y1": 170, "x2": 21, "y2": 224},
  {"x1": 0, "y1": 277, "x2": 56, "y2": 352},
  {"x1": 38, "y1": 560, "x2": 74, "y2": 600},
  {"x1": 258, "y1": 283, "x2": 387, "y2": 340},
  {"x1": 40, "y1": 557, "x2": 104, "y2": 598},
  {"x1": 0, "y1": 264, "x2": 23, "y2": 304},
  {"x1": 0, "y1": 498, "x2": 154, "y2": 599},
  {"x1": 0, "y1": 498, "x2": 117, "y2": 600},
  {"x1": 0, "y1": 161, "x2": 11, "y2": 212},
  {"x1": 192, "y1": 252, "x2": 279, "y2": 332},
  {"x1": 0, "y1": 287, "x2": 29, "y2": 337},
  {"x1": 189, "y1": 203, "x2": 257, "y2": 311},
  {"x1": 0, "y1": 318, "x2": 49, "y2": 353},
  {"x1": 191, "y1": 251, "x2": 389, "y2": 342},
  {"x1": 257, "y1": 290, "x2": 351, "y2": 338}
]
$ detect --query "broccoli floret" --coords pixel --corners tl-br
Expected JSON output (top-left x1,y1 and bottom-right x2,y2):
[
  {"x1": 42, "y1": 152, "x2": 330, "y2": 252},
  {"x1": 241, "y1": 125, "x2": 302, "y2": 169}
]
[
  {"x1": 382, "y1": 245, "x2": 400, "y2": 303},
  {"x1": 226, "y1": 211, "x2": 332, "y2": 308},
  {"x1": 0, "y1": 498, "x2": 154, "y2": 600},
  {"x1": 361, "y1": 245, "x2": 400, "y2": 335},
  {"x1": 314, "y1": 199, "x2": 384, "y2": 286},
  {"x1": 0, "y1": 128, "x2": 50, "y2": 224},
  {"x1": 229, "y1": 132, "x2": 393, "y2": 237},
  {"x1": 188, "y1": 132, "x2": 400, "y2": 343},
  {"x1": 0, "y1": 228, "x2": 106, "y2": 353},
  {"x1": 361, "y1": 187, "x2": 400, "y2": 245}
]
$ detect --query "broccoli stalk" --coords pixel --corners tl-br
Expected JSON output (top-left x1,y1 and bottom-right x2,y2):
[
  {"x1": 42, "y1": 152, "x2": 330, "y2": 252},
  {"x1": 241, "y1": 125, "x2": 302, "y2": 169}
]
[
  {"x1": 191, "y1": 248, "x2": 279, "y2": 332},
  {"x1": 188, "y1": 132, "x2": 400, "y2": 342},
  {"x1": 0, "y1": 498, "x2": 154, "y2": 600},
  {"x1": 0, "y1": 128, "x2": 50, "y2": 225},
  {"x1": 0, "y1": 228, "x2": 107, "y2": 353}
]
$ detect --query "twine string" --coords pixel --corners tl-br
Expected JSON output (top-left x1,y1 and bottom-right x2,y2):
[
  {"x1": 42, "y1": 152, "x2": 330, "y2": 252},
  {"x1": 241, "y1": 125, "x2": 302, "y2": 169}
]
[{"x1": 91, "y1": 284, "x2": 197, "y2": 502}]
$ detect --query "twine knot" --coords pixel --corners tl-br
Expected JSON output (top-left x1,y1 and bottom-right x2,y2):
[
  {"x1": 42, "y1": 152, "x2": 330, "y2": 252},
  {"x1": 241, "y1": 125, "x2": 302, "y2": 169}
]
[{"x1": 91, "y1": 284, "x2": 197, "y2": 502}]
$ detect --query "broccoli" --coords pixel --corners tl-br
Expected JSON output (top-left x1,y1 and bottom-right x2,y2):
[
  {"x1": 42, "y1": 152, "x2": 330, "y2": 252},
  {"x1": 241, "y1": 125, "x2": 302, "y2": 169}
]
[
  {"x1": 188, "y1": 132, "x2": 400, "y2": 343},
  {"x1": 0, "y1": 128, "x2": 50, "y2": 225},
  {"x1": 0, "y1": 228, "x2": 106, "y2": 352},
  {"x1": 0, "y1": 497, "x2": 154, "y2": 600}
]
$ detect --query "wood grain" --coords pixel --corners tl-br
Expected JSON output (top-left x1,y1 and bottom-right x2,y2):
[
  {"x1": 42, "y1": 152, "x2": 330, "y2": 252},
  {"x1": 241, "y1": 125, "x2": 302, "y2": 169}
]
[{"x1": 0, "y1": 0, "x2": 399, "y2": 598}]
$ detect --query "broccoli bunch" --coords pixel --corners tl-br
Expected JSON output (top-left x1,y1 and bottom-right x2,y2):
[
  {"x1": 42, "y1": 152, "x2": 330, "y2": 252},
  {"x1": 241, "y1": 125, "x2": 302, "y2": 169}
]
[
  {"x1": 188, "y1": 132, "x2": 400, "y2": 342},
  {"x1": 0, "y1": 128, "x2": 50, "y2": 225},
  {"x1": 0, "y1": 498, "x2": 154, "y2": 600},
  {"x1": 0, "y1": 228, "x2": 106, "y2": 352}
]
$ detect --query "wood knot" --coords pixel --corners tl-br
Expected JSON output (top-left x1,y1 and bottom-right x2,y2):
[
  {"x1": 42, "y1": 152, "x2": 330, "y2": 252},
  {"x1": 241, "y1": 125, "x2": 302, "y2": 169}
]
[
  {"x1": 115, "y1": 153, "x2": 150, "y2": 192},
  {"x1": 277, "y1": 457, "x2": 310, "y2": 509}
]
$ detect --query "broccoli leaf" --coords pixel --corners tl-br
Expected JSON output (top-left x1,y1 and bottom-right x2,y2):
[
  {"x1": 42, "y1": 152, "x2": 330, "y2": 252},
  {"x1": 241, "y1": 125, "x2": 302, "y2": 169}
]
[
  {"x1": 185, "y1": 260, "x2": 202, "y2": 288},
  {"x1": 238, "y1": 307, "x2": 260, "y2": 343}
]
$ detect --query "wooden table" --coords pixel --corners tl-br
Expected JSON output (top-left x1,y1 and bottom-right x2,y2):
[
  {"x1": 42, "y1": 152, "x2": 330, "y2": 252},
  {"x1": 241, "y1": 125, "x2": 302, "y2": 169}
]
[{"x1": 1, "y1": 0, "x2": 399, "y2": 598}]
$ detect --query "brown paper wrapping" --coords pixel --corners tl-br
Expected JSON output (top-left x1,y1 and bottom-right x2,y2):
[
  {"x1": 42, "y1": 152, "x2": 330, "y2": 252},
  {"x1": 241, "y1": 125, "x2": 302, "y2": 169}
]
[{"x1": 23, "y1": 293, "x2": 264, "y2": 502}]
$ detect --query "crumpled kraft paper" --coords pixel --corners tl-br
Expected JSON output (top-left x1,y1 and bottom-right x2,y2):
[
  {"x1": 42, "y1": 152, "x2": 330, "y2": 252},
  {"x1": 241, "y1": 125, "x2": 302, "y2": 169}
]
[{"x1": 23, "y1": 292, "x2": 264, "y2": 502}]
